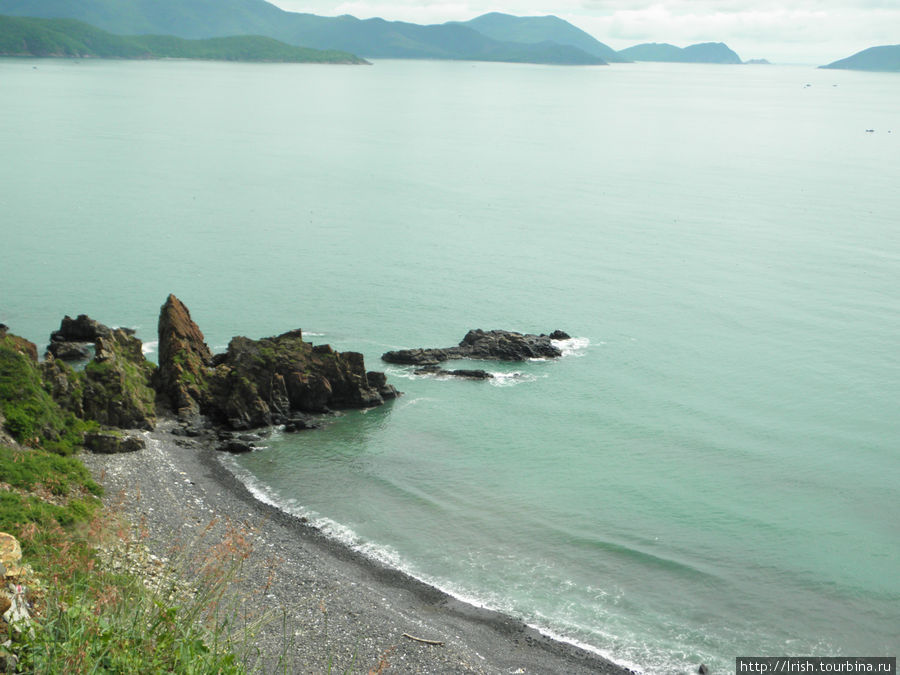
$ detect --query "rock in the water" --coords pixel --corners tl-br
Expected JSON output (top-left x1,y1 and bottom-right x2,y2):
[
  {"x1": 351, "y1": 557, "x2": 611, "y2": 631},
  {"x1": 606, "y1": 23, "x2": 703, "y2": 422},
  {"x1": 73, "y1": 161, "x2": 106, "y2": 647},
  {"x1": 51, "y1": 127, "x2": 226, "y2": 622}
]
[
  {"x1": 413, "y1": 365, "x2": 493, "y2": 379},
  {"x1": 157, "y1": 294, "x2": 214, "y2": 417},
  {"x1": 383, "y1": 329, "x2": 565, "y2": 365},
  {"x1": 46, "y1": 340, "x2": 92, "y2": 361},
  {"x1": 218, "y1": 439, "x2": 255, "y2": 453},
  {"x1": 549, "y1": 330, "x2": 571, "y2": 340},
  {"x1": 699, "y1": 665, "x2": 709, "y2": 675},
  {"x1": 366, "y1": 371, "x2": 402, "y2": 399},
  {"x1": 84, "y1": 430, "x2": 146, "y2": 454},
  {"x1": 153, "y1": 295, "x2": 400, "y2": 430},
  {"x1": 50, "y1": 314, "x2": 111, "y2": 343}
]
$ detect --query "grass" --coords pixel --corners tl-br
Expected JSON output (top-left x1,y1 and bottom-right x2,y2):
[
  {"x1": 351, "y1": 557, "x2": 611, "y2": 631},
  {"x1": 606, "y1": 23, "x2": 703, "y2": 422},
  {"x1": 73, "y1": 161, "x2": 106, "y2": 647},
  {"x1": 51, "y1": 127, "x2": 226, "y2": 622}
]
[
  {"x1": 0, "y1": 441, "x2": 264, "y2": 673},
  {"x1": 0, "y1": 336, "x2": 91, "y2": 455}
]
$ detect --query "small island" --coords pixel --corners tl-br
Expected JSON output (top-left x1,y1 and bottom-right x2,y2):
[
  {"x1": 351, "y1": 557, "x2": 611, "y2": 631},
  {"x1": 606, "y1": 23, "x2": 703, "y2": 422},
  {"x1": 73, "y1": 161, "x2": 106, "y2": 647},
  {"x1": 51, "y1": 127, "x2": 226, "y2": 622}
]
[
  {"x1": 0, "y1": 15, "x2": 367, "y2": 63},
  {"x1": 616, "y1": 41, "x2": 742, "y2": 64},
  {"x1": 820, "y1": 44, "x2": 900, "y2": 72}
]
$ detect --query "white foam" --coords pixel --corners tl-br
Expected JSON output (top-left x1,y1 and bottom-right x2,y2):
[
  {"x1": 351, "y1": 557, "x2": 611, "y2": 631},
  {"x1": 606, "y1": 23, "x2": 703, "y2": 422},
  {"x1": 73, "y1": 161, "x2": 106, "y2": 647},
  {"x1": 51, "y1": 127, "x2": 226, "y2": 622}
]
[
  {"x1": 385, "y1": 366, "x2": 417, "y2": 380},
  {"x1": 552, "y1": 336, "x2": 590, "y2": 358},
  {"x1": 488, "y1": 371, "x2": 537, "y2": 387},
  {"x1": 141, "y1": 340, "x2": 158, "y2": 356},
  {"x1": 304, "y1": 332, "x2": 325, "y2": 337}
]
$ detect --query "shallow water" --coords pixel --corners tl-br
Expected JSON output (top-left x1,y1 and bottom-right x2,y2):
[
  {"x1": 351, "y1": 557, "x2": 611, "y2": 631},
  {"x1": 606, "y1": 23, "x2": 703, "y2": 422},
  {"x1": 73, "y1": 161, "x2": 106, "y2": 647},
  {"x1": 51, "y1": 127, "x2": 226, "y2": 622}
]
[{"x1": 2, "y1": 58, "x2": 899, "y2": 673}]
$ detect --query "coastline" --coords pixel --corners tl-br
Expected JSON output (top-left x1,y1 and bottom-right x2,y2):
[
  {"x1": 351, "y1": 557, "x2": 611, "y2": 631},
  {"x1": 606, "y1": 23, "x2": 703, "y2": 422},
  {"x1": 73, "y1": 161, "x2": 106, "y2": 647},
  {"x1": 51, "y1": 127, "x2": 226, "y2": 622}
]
[{"x1": 82, "y1": 418, "x2": 634, "y2": 674}]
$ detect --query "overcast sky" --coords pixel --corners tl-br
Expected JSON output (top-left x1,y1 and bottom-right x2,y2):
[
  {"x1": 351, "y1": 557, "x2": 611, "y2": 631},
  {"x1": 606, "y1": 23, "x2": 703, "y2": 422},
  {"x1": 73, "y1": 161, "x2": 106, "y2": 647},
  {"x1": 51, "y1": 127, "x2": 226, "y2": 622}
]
[{"x1": 269, "y1": 0, "x2": 898, "y2": 64}]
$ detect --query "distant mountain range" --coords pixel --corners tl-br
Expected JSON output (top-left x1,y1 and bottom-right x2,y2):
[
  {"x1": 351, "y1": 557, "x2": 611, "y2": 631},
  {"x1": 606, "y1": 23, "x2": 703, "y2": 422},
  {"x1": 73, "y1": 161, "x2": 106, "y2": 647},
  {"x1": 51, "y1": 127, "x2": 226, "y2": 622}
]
[
  {"x1": 0, "y1": 14, "x2": 365, "y2": 62},
  {"x1": 0, "y1": 0, "x2": 606, "y2": 65},
  {"x1": 618, "y1": 42, "x2": 742, "y2": 64},
  {"x1": 0, "y1": 0, "x2": 755, "y2": 66},
  {"x1": 820, "y1": 45, "x2": 900, "y2": 72}
]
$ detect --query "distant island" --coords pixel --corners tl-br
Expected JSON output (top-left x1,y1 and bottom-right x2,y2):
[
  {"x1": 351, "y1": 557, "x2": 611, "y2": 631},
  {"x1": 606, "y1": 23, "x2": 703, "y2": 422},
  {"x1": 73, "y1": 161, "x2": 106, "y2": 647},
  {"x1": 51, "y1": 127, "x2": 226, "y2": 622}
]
[
  {"x1": 618, "y1": 41, "x2": 742, "y2": 64},
  {"x1": 820, "y1": 45, "x2": 900, "y2": 72},
  {"x1": 745, "y1": 58, "x2": 771, "y2": 65},
  {"x1": 0, "y1": 15, "x2": 366, "y2": 62}
]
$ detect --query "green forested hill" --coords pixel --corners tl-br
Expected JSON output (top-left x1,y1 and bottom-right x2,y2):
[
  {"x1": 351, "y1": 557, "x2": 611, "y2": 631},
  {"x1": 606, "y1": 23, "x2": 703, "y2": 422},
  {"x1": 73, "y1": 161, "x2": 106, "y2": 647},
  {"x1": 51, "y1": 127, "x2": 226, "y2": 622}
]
[
  {"x1": 0, "y1": 0, "x2": 606, "y2": 64},
  {"x1": 0, "y1": 14, "x2": 366, "y2": 62}
]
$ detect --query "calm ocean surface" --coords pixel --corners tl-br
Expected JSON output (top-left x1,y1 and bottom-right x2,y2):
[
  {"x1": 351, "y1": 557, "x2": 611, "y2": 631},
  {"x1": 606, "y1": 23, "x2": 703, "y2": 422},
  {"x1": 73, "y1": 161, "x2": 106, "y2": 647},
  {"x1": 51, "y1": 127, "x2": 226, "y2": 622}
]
[{"x1": 2, "y1": 58, "x2": 898, "y2": 673}]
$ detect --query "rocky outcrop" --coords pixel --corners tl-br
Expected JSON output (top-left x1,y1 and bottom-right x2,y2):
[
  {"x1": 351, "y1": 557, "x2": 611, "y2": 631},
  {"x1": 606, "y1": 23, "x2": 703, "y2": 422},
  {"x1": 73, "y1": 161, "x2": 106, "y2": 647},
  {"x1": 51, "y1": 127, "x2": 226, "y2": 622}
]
[
  {"x1": 155, "y1": 295, "x2": 400, "y2": 430},
  {"x1": 39, "y1": 359, "x2": 85, "y2": 418},
  {"x1": 40, "y1": 327, "x2": 156, "y2": 430},
  {"x1": 204, "y1": 329, "x2": 400, "y2": 429},
  {"x1": 84, "y1": 430, "x2": 146, "y2": 454},
  {"x1": 49, "y1": 314, "x2": 112, "y2": 343},
  {"x1": 80, "y1": 330, "x2": 157, "y2": 430},
  {"x1": 156, "y1": 295, "x2": 213, "y2": 417},
  {"x1": 46, "y1": 341, "x2": 91, "y2": 361},
  {"x1": 382, "y1": 329, "x2": 570, "y2": 365}
]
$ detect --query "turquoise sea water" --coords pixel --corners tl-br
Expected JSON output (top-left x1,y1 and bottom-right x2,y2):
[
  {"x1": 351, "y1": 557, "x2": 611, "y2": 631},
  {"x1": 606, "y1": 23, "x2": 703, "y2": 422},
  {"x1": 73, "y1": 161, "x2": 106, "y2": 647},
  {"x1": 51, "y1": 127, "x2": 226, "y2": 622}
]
[{"x1": 2, "y1": 58, "x2": 899, "y2": 673}]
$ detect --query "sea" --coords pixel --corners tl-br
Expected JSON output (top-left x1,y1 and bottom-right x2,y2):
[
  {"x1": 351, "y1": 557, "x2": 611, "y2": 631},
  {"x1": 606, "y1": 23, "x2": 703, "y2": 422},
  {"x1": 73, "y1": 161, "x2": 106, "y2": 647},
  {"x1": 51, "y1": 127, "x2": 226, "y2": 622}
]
[{"x1": 2, "y1": 57, "x2": 898, "y2": 673}]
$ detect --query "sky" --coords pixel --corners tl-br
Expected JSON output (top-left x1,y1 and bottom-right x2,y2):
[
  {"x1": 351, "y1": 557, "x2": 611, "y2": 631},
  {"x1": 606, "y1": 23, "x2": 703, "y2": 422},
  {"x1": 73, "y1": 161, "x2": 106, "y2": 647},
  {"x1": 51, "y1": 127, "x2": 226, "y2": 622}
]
[{"x1": 269, "y1": 0, "x2": 899, "y2": 64}]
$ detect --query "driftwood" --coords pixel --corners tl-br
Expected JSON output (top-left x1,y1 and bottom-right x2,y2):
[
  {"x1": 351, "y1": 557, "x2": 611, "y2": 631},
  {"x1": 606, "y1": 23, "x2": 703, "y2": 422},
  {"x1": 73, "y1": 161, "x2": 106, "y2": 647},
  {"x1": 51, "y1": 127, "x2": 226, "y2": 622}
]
[{"x1": 402, "y1": 633, "x2": 444, "y2": 646}]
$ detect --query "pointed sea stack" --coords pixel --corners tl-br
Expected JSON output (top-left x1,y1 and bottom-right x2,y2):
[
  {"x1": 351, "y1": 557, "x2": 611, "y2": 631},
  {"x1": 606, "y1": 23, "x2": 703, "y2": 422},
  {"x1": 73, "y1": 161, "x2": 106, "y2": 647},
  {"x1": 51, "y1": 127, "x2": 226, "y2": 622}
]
[{"x1": 157, "y1": 294, "x2": 213, "y2": 417}]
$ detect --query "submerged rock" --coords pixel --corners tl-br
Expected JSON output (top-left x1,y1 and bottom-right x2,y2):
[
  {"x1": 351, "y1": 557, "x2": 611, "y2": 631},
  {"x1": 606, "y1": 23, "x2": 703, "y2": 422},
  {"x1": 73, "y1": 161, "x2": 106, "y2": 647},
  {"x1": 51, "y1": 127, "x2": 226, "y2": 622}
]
[
  {"x1": 413, "y1": 365, "x2": 493, "y2": 379},
  {"x1": 383, "y1": 329, "x2": 568, "y2": 365}
]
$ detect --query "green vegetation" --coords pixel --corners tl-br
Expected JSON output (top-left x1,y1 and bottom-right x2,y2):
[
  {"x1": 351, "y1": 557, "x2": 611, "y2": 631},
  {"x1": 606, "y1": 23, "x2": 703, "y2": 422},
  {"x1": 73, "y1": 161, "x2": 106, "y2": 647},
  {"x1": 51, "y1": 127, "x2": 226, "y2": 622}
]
[
  {"x1": 0, "y1": 15, "x2": 367, "y2": 63},
  {"x1": 617, "y1": 41, "x2": 742, "y2": 64},
  {"x1": 0, "y1": 440, "x2": 257, "y2": 673},
  {"x1": 0, "y1": 324, "x2": 259, "y2": 672},
  {"x1": 820, "y1": 45, "x2": 900, "y2": 72},
  {"x1": 0, "y1": 335, "x2": 91, "y2": 455}
]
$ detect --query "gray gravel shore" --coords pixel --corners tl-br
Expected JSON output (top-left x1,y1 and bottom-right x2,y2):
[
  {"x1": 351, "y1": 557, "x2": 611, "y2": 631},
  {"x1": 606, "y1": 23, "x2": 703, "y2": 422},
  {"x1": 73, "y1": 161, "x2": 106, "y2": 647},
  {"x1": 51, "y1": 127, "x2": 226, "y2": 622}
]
[{"x1": 82, "y1": 419, "x2": 634, "y2": 674}]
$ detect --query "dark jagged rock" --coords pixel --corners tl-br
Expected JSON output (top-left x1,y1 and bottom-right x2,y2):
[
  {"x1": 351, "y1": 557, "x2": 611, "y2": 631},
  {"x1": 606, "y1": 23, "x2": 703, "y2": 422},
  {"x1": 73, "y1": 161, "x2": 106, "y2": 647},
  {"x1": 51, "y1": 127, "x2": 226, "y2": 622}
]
[
  {"x1": 218, "y1": 439, "x2": 255, "y2": 454},
  {"x1": 549, "y1": 330, "x2": 571, "y2": 340},
  {"x1": 205, "y1": 330, "x2": 389, "y2": 429},
  {"x1": 284, "y1": 414, "x2": 319, "y2": 432},
  {"x1": 84, "y1": 430, "x2": 145, "y2": 454},
  {"x1": 157, "y1": 294, "x2": 213, "y2": 417},
  {"x1": 50, "y1": 314, "x2": 111, "y2": 343},
  {"x1": 365, "y1": 371, "x2": 401, "y2": 399},
  {"x1": 382, "y1": 329, "x2": 566, "y2": 365},
  {"x1": 414, "y1": 365, "x2": 494, "y2": 379},
  {"x1": 155, "y1": 296, "x2": 400, "y2": 430},
  {"x1": 46, "y1": 341, "x2": 92, "y2": 361}
]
